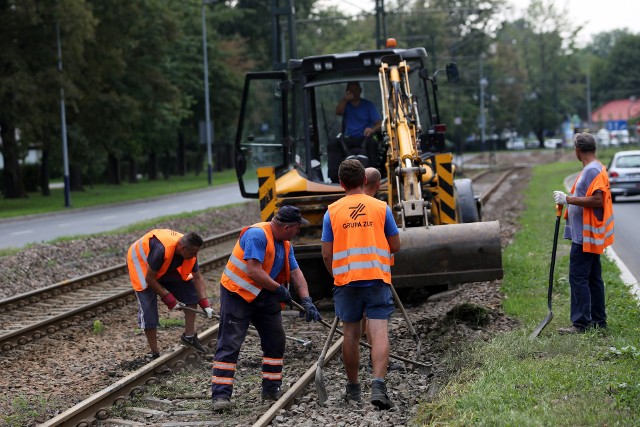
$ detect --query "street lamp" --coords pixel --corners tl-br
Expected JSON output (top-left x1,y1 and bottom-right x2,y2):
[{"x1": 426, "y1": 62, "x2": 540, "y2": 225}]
[
  {"x1": 202, "y1": 0, "x2": 216, "y2": 186},
  {"x1": 56, "y1": 21, "x2": 71, "y2": 207},
  {"x1": 628, "y1": 95, "x2": 637, "y2": 145}
]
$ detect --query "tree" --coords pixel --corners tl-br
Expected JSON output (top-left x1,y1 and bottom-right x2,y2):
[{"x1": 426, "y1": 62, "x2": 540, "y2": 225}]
[{"x1": 0, "y1": 0, "x2": 94, "y2": 199}]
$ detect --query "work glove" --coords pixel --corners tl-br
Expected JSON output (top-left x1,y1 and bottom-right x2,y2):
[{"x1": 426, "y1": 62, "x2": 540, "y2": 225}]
[
  {"x1": 273, "y1": 285, "x2": 292, "y2": 304},
  {"x1": 198, "y1": 298, "x2": 215, "y2": 319},
  {"x1": 299, "y1": 296, "x2": 322, "y2": 322},
  {"x1": 161, "y1": 293, "x2": 178, "y2": 310},
  {"x1": 553, "y1": 191, "x2": 567, "y2": 205}
]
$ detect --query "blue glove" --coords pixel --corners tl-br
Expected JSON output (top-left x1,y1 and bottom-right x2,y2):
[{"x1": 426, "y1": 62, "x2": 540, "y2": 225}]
[
  {"x1": 299, "y1": 296, "x2": 322, "y2": 322},
  {"x1": 273, "y1": 285, "x2": 292, "y2": 304}
]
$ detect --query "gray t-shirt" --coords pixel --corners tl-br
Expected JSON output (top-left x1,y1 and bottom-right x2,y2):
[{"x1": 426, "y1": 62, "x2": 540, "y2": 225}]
[{"x1": 563, "y1": 161, "x2": 604, "y2": 244}]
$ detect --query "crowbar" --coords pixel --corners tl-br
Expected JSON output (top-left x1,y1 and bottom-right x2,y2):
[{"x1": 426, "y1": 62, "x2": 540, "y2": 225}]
[
  {"x1": 179, "y1": 305, "x2": 312, "y2": 347},
  {"x1": 291, "y1": 300, "x2": 429, "y2": 369}
]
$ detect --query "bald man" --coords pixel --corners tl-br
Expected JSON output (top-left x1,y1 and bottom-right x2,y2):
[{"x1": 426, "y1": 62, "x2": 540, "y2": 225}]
[{"x1": 364, "y1": 167, "x2": 381, "y2": 197}]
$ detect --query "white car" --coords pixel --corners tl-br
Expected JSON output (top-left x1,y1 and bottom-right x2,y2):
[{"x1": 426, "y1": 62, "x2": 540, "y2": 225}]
[
  {"x1": 608, "y1": 150, "x2": 640, "y2": 202},
  {"x1": 596, "y1": 129, "x2": 610, "y2": 147}
]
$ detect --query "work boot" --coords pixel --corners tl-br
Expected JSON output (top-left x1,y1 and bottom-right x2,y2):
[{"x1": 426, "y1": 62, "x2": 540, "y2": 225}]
[
  {"x1": 212, "y1": 397, "x2": 233, "y2": 412},
  {"x1": 181, "y1": 332, "x2": 207, "y2": 353},
  {"x1": 558, "y1": 325, "x2": 586, "y2": 335},
  {"x1": 261, "y1": 387, "x2": 283, "y2": 401},
  {"x1": 343, "y1": 382, "x2": 362, "y2": 402},
  {"x1": 370, "y1": 380, "x2": 394, "y2": 410}
]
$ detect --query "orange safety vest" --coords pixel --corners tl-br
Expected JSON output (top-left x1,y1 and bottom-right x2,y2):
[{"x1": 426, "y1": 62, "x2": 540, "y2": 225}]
[
  {"x1": 565, "y1": 164, "x2": 615, "y2": 254},
  {"x1": 328, "y1": 194, "x2": 393, "y2": 286},
  {"x1": 220, "y1": 222, "x2": 291, "y2": 302},
  {"x1": 127, "y1": 229, "x2": 196, "y2": 291}
]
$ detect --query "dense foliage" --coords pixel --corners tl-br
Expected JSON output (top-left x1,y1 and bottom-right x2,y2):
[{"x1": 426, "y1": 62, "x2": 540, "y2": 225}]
[{"x1": 1, "y1": 0, "x2": 638, "y2": 198}]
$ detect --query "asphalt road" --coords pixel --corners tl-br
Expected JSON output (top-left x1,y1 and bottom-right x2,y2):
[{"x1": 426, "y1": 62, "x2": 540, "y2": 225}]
[
  {"x1": 0, "y1": 183, "x2": 249, "y2": 249},
  {"x1": 610, "y1": 195, "x2": 640, "y2": 285}
]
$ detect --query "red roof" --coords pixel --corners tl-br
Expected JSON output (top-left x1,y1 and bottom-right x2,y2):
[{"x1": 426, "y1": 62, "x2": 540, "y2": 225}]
[{"x1": 592, "y1": 99, "x2": 640, "y2": 124}]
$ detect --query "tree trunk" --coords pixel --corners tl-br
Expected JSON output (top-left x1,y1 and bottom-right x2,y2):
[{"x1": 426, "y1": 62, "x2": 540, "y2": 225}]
[
  {"x1": 177, "y1": 131, "x2": 186, "y2": 176},
  {"x1": 162, "y1": 150, "x2": 171, "y2": 179},
  {"x1": 148, "y1": 150, "x2": 158, "y2": 180},
  {"x1": 128, "y1": 155, "x2": 137, "y2": 183},
  {"x1": 40, "y1": 147, "x2": 51, "y2": 197},
  {"x1": 106, "y1": 153, "x2": 121, "y2": 185},
  {"x1": 0, "y1": 115, "x2": 27, "y2": 199},
  {"x1": 70, "y1": 163, "x2": 83, "y2": 191}
]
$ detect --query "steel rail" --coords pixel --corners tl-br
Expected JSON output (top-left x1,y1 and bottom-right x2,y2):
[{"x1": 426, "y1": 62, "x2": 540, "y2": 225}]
[
  {"x1": 0, "y1": 228, "x2": 241, "y2": 351},
  {"x1": 479, "y1": 167, "x2": 519, "y2": 205},
  {"x1": 39, "y1": 324, "x2": 221, "y2": 427}
]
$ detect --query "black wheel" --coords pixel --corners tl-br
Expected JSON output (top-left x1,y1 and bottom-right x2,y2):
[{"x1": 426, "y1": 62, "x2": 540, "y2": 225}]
[
  {"x1": 611, "y1": 194, "x2": 617, "y2": 203},
  {"x1": 454, "y1": 178, "x2": 480, "y2": 223}
]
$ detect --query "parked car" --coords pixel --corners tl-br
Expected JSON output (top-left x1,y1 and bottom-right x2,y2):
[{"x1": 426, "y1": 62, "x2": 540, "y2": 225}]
[
  {"x1": 596, "y1": 129, "x2": 610, "y2": 147},
  {"x1": 544, "y1": 138, "x2": 563, "y2": 149},
  {"x1": 506, "y1": 137, "x2": 525, "y2": 150},
  {"x1": 607, "y1": 150, "x2": 640, "y2": 202}
]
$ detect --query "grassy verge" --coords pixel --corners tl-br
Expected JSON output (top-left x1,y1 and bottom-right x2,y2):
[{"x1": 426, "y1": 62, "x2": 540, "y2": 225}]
[
  {"x1": 0, "y1": 169, "x2": 237, "y2": 219},
  {"x1": 413, "y1": 160, "x2": 640, "y2": 426}
]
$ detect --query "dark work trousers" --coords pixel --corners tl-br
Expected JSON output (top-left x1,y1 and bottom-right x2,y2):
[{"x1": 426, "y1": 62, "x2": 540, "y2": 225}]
[
  {"x1": 211, "y1": 284, "x2": 286, "y2": 400},
  {"x1": 569, "y1": 242, "x2": 607, "y2": 329}
]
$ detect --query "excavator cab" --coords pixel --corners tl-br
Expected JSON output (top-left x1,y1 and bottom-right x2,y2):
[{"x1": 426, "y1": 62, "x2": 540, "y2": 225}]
[
  {"x1": 235, "y1": 49, "x2": 442, "y2": 195},
  {"x1": 233, "y1": 47, "x2": 502, "y2": 299}
]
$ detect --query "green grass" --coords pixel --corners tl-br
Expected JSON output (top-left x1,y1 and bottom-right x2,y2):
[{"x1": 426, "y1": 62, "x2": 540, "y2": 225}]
[
  {"x1": 0, "y1": 169, "x2": 238, "y2": 219},
  {"x1": 413, "y1": 159, "x2": 640, "y2": 426}
]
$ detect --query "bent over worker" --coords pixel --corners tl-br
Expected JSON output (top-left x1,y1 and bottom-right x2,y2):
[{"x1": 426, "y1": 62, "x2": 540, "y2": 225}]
[
  {"x1": 127, "y1": 229, "x2": 214, "y2": 358},
  {"x1": 211, "y1": 206, "x2": 321, "y2": 412},
  {"x1": 321, "y1": 159, "x2": 401, "y2": 410},
  {"x1": 553, "y1": 132, "x2": 614, "y2": 334}
]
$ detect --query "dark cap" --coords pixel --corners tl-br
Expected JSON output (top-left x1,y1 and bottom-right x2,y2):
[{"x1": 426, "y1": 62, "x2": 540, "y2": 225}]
[{"x1": 274, "y1": 205, "x2": 310, "y2": 225}]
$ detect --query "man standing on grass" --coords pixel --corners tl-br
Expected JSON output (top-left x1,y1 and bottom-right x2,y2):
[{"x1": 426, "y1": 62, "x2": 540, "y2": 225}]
[{"x1": 553, "y1": 132, "x2": 614, "y2": 334}]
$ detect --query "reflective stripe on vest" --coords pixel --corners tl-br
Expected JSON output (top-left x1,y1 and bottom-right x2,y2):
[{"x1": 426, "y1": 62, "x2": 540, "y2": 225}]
[
  {"x1": 126, "y1": 229, "x2": 196, "y2": 292},
  {"x1": 220, "y1": 222, "x2": 291, "y2": 302},
  {"x1": 328, "y1": 194, "x2": 393, "y2": 286},
  {"x1": 567, "y1": 165, "x2": 615, "y2": 254}
]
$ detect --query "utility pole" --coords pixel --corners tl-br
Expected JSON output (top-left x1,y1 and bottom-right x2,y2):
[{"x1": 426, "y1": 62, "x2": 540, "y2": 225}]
[
  {"x1": 56, "y1": 21, "x2": 71, "y2": 208},
  {"x1": 375, "y1": 0, "x2": 387, "y2": 49},
  {"x1": 479, "y1": 55, "x2": 488, "y2": 158},
  {"x1": 202, "y1": 1, "x2": 214, "y2": 185},
  {"x1": 271, "y1": 0, "x2": 297, "y2": 71},
  {"x1": 586, "y1": 68, "x2": 592, "y2": 131}
]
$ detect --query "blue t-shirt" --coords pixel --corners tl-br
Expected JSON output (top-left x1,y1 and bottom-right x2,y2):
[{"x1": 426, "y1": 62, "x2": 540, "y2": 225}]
[
  {"x1": 240, "y1": 227, "x2": 299, "y2": 279},
  {"x1": 564, "y1": 161, "x2": 604, "y2": 244},
  {"x1": 321, "y1": 204, "x2": 399, "y2": 287},
  {"x1": 344, "y1": 98, "x2": 382, "y2": 138}
]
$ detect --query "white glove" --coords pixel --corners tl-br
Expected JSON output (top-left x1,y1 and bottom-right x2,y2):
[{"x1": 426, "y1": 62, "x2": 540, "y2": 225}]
[
  {"x1": 203, "y1": 307, "x2": 215, "y2": 319},
  {"x1": 553, "y1": 191, "x2": 567, "y2": 205}
]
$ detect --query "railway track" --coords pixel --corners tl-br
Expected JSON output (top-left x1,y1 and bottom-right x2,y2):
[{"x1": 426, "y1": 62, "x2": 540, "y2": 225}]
[
  {"x1": 0, "y1": 228, "x2": 242, "y2": 352},
  {"x1": 0, "y1": 167, "x2": 517, "y2": 426}
]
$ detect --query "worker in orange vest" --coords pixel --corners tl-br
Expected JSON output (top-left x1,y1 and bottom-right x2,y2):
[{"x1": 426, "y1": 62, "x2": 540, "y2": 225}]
[
  {"x1": 127, "y1": 229, "x2": 213, "y2": 358},
  {"x1": 211, "y1": 206, "x2": 321, "y2": 412},
  {"x1": 553, "y1": 132, "x2": 614, "y2": 334},
  {"x1": 322, "y1": 159, "x2": 401, "y2": 410}
]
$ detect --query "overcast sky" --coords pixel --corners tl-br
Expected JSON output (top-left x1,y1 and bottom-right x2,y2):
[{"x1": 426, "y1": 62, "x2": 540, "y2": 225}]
[
  {"x1": 317, "y1": 0, "x2": 639, "y2": 45},
  {"x1": 508, "y1": 0, "x2": 639, "y2": 44}
]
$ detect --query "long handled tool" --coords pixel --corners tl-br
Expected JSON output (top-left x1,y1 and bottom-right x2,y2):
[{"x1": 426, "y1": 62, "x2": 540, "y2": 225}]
[
  {"x1": 389, "y1": 283, "x2": 422, "y2": 360},
  {"x1": 315, "y1": 316, "x2": 339, "y2": 405},
  {"x1": 179, "y1": 305, "x2": 312, "y2": 347},
  {"x1": 291, "y1": 301, "x2": 429, "y2": 369},
  {"x1": 529, "y1": 204, "x2": 563, "y2": 339}
]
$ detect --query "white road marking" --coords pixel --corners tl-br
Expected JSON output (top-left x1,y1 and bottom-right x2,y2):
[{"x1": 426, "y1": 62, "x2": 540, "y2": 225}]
[{"x1": 11, "y1": 230, "x2": 34, "y2": 236}]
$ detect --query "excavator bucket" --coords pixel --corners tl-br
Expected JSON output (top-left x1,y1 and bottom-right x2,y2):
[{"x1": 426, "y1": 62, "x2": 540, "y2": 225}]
[
  {"x1": 292, "y1": 220, "x2": 502, "y2": 299},
  {"x1": 391, "y1": 221, "x2": 503, "y2": 288}
]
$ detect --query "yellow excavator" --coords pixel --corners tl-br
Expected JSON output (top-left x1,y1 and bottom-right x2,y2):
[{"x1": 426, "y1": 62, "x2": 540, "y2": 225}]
[{"x1": 233, "y1": 43, "x2": 502, "y2": 299}]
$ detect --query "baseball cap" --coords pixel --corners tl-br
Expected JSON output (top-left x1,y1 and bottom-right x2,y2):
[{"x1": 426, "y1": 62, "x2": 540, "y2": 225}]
[{"x1": 274, "y1": 205, "x2": 310, "y2": 225}]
